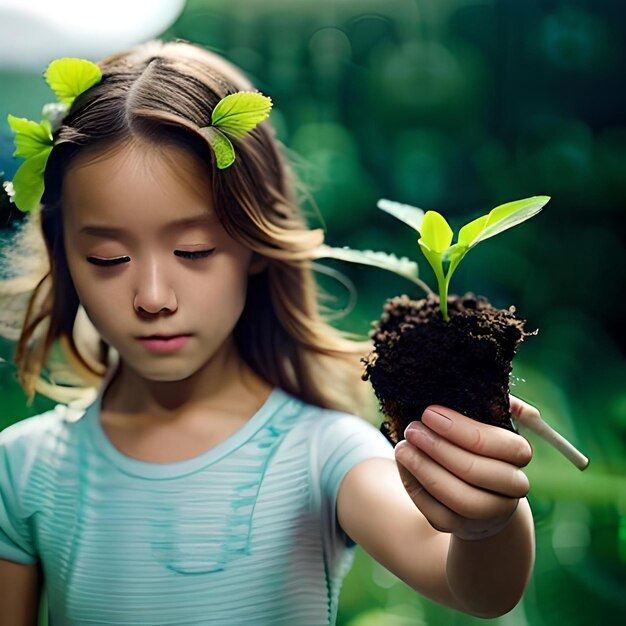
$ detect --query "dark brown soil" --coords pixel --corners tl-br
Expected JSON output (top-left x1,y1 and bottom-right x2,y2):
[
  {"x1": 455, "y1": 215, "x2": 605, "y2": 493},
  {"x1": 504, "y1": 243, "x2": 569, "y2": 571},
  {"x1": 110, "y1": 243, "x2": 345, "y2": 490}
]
[{"x1": 361, "y1": 292, "x2": 537, "y2": 445}]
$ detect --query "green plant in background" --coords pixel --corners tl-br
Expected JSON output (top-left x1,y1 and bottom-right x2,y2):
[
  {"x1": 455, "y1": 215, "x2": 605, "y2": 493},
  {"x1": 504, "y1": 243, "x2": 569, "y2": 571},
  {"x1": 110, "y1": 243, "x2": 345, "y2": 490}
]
[{"x1": 314, "y1": 195, "x2": 550, "y2": 320}]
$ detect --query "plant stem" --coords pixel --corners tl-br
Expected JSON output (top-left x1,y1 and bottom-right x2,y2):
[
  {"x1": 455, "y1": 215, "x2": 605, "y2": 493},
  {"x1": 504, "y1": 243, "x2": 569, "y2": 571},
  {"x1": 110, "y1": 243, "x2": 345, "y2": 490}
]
[
  {"x1": 440, "y1": 285, "x2": 448, "y2": 320},
  {"x1": 439, "y1": 272, "x2": 452, "y2": 321}
]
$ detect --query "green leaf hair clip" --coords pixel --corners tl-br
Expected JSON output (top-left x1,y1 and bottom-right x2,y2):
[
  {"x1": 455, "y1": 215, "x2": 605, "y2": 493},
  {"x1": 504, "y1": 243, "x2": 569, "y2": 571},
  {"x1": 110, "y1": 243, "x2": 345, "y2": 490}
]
[
  {"x1": 199, "y1": 91, "x2": 273, "y2": 169},
  {"x1": 7, "y1": 57, "x2": 102, "y2": 213},
  {"x1": 7, "y1": 57, "x2": 271, "y2": 209}
]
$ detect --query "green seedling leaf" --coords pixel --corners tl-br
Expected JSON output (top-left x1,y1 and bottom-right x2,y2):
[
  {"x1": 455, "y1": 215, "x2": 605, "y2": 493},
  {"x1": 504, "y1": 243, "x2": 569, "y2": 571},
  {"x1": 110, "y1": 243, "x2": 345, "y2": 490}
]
[
  {"x1": 376, "y1": 198, "x2": 425, "y2": 234},
  {"x1": 12, "y1": 148, "x2": 51, "y2": 212},
  {"x1": 417, "y1": 239, "x2": 445, "y2": 286},
  {"x1": 416, "y1": 212, "x2": 454, "y2": 319},
  {"x1": 199, "y1": 126, "x2": 235, "y2": 169},
  {"x1": 459, "y1": 196, "x2": 550, "y2": 248},
  {"x1": 7, "y1": 115, "x2": 52, "y2": 159},
  {"x1": 457, "y1": 215, "x2": 488, "y2": 248},
  {"x1": 311, "y1": 244, "x2": 424, "y2": 284},
  {"x1": 44, "y1": 58, "x2": 102, "y2": 106},
  {"x1": 211, "y1": 91, "x2": 273, "y2": 140},
  {"x1": 419, "y1": 210, "x2": 453, "y2": 253}
]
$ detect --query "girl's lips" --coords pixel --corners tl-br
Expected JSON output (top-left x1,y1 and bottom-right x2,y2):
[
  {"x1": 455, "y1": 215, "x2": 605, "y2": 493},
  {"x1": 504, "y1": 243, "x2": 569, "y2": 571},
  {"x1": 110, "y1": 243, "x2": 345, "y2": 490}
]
[{"x1": 137, "y1": 335, "x2": 191, "y2": 352}]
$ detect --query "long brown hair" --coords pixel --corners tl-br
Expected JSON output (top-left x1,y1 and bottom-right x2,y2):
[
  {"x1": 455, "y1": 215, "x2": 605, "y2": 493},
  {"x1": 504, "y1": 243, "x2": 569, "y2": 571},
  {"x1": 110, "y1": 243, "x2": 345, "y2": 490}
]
[{"x1": 2, "y1": 39, "x2": 377, "y2": 418}]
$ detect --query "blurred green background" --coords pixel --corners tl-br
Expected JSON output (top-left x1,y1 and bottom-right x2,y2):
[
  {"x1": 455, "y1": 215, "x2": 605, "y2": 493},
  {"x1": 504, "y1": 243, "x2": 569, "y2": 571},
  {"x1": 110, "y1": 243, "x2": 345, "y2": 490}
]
[{"x1": 1, "y1": 1, "x2": 625, "y2": 624}]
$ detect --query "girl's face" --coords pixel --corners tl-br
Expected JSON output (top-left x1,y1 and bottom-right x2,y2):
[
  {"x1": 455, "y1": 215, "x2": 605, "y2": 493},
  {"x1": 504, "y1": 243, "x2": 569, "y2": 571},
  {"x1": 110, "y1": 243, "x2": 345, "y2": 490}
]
[{"x1": 62, "y1": 139, "x2": 256, "y2": 383}]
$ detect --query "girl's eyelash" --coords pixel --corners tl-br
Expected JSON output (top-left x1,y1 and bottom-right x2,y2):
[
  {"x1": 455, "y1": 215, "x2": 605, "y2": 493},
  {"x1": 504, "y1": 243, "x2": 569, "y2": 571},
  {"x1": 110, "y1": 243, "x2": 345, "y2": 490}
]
[
  {"x1": 87, "y1": 256, "x2": 130, "y2": 267},
  {"x1": 86, "y1": 248, "x2": 216, "y2": 266},
  {"x1": 174, "y1": 248, "x2": 216, "y2": 260}
]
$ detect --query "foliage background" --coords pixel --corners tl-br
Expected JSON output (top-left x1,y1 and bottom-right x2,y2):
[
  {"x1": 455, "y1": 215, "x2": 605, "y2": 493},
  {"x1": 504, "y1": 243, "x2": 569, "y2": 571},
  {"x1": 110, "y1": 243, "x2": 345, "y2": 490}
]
[{"x1": 1, "y1": 1, "x2": 625, "y2": 624}]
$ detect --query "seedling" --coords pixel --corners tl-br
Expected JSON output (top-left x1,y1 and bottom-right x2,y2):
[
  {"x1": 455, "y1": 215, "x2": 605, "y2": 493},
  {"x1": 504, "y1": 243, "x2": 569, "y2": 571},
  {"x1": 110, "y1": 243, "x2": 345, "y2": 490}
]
[
  {"x1": 313, "y1": 195, "x2": 589, "y2": 470},
  {"x1": 416, "y1": 196, "x2": 549, "y2": 320},
  {"x1": 313, "y1": 195, "x2": 550, "y2": 321}
]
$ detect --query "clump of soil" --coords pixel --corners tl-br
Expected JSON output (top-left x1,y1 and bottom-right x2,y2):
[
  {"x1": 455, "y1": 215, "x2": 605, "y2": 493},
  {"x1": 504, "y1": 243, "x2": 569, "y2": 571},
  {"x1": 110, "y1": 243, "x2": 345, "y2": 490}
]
[{"x1": 361, "y1": 292, "x2": 537, "y2": 445}]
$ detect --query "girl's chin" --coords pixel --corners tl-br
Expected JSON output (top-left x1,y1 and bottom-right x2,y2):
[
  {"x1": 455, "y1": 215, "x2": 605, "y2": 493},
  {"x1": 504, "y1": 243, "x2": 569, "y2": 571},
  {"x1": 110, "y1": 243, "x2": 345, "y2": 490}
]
[{"x1": 119, "y1": 360, "x2": 203, "y2": 383}]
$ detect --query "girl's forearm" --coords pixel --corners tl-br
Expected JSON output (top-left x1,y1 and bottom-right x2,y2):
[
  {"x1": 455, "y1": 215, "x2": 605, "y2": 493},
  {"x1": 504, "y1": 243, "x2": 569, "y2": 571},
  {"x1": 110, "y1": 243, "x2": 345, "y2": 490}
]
[{"x1": 445, "y1": 497, "x2": 536, "y2": 618}]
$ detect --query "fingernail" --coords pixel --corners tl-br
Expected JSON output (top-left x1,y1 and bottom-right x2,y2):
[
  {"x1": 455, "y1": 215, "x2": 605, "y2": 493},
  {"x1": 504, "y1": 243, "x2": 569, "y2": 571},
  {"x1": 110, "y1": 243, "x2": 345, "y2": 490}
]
[
  {"x1": 409, "y1": 422, "x2": 435, "y2": 442},
  {"x1": 515, "y1": 470, "x2": 530, "y2": 491},
  {"x1": 404, "y1": 421, "x2": 419, "y2": 438},
  {"x1": 424, "y1": 408, "x2": 452, "y2": 430}
]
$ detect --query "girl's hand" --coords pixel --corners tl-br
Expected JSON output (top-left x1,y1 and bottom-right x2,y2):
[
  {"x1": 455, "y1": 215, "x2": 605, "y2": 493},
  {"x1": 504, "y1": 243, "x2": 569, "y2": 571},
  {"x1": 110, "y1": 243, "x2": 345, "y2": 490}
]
[{"x1": 394, "y1": 395, "x2": 533, "y2": 541}]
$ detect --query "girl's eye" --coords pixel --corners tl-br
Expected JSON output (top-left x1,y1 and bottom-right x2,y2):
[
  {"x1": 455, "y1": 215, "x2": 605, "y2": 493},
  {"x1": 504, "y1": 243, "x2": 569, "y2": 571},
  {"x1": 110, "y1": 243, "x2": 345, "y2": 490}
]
[
  {"x1": 174, "y1": 248, "x2": 216, "y2": 260},
  {"x1": 86, "y1": 248, "x2": 216, "y2": 266},
  {"x1": 87, "y1": 256, "x2": 130, "y2": 267}
]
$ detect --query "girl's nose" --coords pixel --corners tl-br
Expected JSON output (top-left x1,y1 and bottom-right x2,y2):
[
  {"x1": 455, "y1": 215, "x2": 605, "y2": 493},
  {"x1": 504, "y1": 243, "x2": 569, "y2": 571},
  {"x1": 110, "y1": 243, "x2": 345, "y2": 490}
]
[{"x1": 133, "y1": 260, "x2": 178, "y2": 315}]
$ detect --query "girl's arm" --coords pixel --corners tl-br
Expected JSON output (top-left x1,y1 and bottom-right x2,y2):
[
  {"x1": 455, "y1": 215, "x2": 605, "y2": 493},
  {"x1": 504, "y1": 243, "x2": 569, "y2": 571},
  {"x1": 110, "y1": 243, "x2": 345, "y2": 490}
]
[
  {"x1": 0, "y1": 560, "x2": 42, "y2": 626},
  {"x1": 336, "y1": 401, "x2": 535, "y2": 619}
]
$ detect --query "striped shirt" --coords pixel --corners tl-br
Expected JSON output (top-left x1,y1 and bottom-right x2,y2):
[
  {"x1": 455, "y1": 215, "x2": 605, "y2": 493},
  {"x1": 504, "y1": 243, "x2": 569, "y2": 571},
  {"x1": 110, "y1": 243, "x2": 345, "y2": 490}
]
[{"x1": 0, "y1": 370, "x2": 395, "y2": 625}]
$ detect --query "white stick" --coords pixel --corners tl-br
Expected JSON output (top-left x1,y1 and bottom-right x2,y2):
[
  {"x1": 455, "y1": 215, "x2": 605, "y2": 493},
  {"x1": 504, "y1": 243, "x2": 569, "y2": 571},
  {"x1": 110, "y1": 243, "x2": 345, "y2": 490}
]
[{"x1": 511, "y1": 398, "x2": 589, "y2": 471}]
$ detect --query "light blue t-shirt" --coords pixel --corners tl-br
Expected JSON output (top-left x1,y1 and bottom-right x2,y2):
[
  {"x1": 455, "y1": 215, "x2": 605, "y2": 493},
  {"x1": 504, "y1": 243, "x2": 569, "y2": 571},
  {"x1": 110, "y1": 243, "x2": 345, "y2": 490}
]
[{"x1": 0, "y1": 370, "x2": 395, "y2": 625}]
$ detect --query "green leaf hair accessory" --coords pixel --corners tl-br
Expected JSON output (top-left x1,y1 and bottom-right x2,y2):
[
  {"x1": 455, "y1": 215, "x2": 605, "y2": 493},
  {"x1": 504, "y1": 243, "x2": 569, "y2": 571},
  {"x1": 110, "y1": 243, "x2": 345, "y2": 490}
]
[
  {"x1": 6, "y1": 57, "x2": 102, "y2": 213},
  {"x1": 7, "y1": 115, "x2": 53, "y2": 213},
  {"x1": 44, "y1": 57, "x2": 102, "y2": 106},
  {"x1": 199, "y1": 91, "x2": 273, "y2": 169}
]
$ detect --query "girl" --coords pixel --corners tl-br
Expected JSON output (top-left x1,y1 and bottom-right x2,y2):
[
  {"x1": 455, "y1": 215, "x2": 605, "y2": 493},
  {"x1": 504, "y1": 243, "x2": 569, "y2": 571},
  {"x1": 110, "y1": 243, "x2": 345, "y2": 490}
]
[{"x1": 0, "y1": 39, "x2": 535, "y2": 625}]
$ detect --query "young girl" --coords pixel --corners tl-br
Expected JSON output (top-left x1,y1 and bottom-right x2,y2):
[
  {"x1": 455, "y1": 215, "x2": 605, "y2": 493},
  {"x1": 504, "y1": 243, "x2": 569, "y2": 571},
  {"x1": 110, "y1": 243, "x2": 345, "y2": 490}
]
[{"x1": 0, "y1": 39, "x2": 535, "y2": 625}]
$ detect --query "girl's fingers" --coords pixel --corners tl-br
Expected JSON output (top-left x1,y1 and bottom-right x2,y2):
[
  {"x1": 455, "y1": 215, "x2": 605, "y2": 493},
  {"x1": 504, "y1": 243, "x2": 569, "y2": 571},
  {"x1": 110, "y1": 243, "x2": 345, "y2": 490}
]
[
  {"x1": 396, "y1": 462, "x2": 464, "y2": 535},
  {"x1": 394, "y1": 440, "x2": 520, "y2": 522},
  {"x1": 420, "y1": 405, "x2": 533, "y2": 468},
  {"x1": 404, "y1": 422, "x2": 530, "y2": 498}
]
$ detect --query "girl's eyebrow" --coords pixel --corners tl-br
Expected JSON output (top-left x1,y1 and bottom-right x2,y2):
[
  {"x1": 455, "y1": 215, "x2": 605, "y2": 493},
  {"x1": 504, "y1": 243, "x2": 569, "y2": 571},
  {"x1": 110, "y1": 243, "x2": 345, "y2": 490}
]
[{"x1": 78, "y1": 214, "x2": 219, "y2": 238}]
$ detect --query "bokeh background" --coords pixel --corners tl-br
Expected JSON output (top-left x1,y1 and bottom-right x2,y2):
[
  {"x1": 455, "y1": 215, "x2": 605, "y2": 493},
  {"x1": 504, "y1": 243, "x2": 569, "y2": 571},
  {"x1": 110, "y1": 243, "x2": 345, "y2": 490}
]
[{"x1": 1, "y1": 1, "x2": 625, "y2": 624}]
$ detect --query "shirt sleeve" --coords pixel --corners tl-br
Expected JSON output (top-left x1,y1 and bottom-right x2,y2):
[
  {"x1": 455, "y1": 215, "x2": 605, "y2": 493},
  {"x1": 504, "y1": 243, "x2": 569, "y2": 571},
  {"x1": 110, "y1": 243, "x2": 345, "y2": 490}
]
[
  {"x1": 312, "y1": 411, "x2": 395, "y2": 550},
  {"x1": 0, "y1": 422, "x2": 39, "y2": 564}
]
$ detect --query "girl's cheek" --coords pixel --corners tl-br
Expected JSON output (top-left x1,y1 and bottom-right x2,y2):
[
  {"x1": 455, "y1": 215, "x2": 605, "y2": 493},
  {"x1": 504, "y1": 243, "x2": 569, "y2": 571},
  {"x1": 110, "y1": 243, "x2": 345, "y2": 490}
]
[{"x1": 70, "y1": 266, "x2": 121, "y2": 309}]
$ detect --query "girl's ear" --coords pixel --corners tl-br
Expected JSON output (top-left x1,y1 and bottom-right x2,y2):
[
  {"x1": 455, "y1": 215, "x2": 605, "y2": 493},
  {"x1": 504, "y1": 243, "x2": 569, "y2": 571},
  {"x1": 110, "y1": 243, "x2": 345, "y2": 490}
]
[{"x1": 248, "y1": 252, "x2": 269, "y2": 275}]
